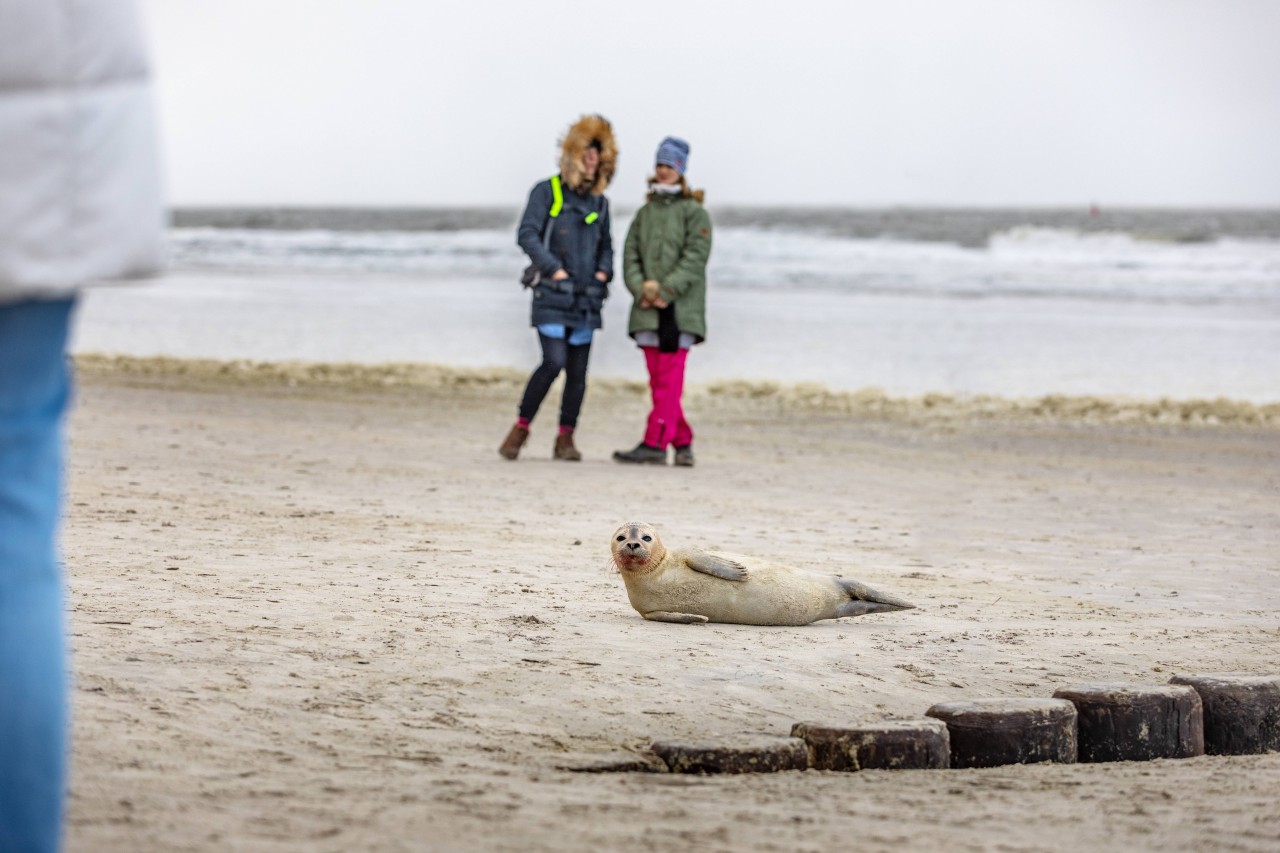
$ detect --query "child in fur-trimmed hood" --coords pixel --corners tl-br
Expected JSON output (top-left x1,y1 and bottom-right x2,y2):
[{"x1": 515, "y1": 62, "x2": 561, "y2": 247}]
[
  {"x1": 558, "y1": 114, "x2": 617, "y2": 195},
  {"x1": 613, "y1": 136, "x2": 712, "y2": 468},
  {"x1": 501, "y1": 115, "x2": 617, "y2": 462}
]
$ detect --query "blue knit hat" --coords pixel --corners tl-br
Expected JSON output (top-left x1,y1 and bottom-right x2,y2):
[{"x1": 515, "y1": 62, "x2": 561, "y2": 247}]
[{"x1": 655, "y1": 136, "x2": 690, "y2": 175}]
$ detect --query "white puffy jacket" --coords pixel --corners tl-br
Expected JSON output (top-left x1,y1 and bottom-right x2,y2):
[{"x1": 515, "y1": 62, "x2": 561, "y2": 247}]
[{"x1": 0, "y1": 0, "x2": 165, "y2": 305}]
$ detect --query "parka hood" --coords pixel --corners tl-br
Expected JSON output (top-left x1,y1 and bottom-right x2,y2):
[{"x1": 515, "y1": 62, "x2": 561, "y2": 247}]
[{"x1": 560, "y1": 114, "x2": 617, "y2": 195}]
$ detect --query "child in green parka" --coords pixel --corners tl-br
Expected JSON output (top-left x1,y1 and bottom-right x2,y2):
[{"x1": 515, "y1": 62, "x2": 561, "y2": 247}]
[{"x1": 613, "y1": 137, "x2": 712, "y2": 467}]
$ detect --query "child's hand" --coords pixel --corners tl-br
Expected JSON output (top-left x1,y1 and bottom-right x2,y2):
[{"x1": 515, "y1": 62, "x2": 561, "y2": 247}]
[{"x1": 642, "y1": 279, "x2": 660, "y2": 302}]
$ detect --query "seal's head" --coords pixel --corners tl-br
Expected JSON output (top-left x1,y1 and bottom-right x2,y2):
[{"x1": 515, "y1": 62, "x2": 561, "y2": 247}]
[{"x1": 610, "y1": 522, "x2": 665, "y2": 573}]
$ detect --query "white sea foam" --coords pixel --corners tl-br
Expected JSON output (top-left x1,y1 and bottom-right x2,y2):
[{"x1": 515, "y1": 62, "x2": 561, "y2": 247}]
[
  {"x1": 169, "y1": 224, "x2": 1280, "y2": 307},
  {"x1": 171, "y1": 226, "x2": 516, "y2": 277}
]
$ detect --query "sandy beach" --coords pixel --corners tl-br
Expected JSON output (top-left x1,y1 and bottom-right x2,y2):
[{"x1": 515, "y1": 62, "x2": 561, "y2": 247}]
[{"x1": 62, "y1": 356, "x2": 1280, "y2": 852}]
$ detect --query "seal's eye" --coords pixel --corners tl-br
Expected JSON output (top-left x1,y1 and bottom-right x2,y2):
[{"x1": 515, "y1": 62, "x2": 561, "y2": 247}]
[
  {"x1": 615, "y1": 535, "x2": 625, "y2": 541},
  {"x1": 642, "y1": 535, "x2": 652, "y2": 542}
]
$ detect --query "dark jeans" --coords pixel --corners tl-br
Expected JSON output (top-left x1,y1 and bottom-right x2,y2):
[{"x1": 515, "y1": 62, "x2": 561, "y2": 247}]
[{"x1": 518, "y1": 332, "x2": 592, "y2": 428}]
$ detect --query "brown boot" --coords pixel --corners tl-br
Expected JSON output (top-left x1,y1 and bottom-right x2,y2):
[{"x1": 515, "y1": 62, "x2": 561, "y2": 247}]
[
  {"x1": 553, "y1": 431, "x2": 582, "y2": 461},
  {"x1": 499, "y1": 424, "x2": 529, "y2": 460}
]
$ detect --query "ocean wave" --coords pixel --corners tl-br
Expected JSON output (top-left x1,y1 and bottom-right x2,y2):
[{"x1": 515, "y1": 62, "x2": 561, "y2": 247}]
[
  {"x1": 172, "y1": 206, "x2": 1280, "y2": 243},
  {"x1": 167, "y1": 223, "x2": 1280, "y2": 307},
  {"x1": 170, "y1": 226, "x2": 519, "y2": 277},
  {"x1": 711, "y1": 226, "x2": 1280, "y2": 304},
  {"x1": 707, "y1": 207, "x2": 1280, "y2": 247},
  {"x1": 75, "y1": 354, "x2": 1280, "y2": 427}
]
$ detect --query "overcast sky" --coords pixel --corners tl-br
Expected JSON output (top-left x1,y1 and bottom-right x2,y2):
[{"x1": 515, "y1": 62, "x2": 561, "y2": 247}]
[{"x1": 141, "y1": 0, "x2": 1280, "y2": 208}]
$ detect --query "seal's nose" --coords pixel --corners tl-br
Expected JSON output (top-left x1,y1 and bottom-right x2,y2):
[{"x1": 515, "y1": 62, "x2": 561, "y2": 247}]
[{"x1": 626, "y1": 542, "x2": 641, "y2": 551}]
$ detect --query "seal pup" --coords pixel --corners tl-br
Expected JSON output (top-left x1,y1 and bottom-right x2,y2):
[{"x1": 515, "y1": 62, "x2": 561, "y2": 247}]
[{"x1": 610, "y1": 522, "x2": 915, "y2": 626}]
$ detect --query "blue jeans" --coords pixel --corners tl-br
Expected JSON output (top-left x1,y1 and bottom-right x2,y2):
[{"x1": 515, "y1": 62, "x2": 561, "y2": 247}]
[{"x1": 0, "y1": 298, "x2": 75, "y2": 853}]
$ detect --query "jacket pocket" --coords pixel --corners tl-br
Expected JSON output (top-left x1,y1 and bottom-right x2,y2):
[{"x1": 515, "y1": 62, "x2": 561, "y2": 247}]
[{"x1": 533, "y1": 281, "x2": 576, "y2": 310}]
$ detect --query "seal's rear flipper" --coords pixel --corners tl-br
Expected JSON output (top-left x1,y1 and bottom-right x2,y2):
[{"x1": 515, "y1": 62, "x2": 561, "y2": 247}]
[
  {"x1": 837, "y1": 600, "x2": 911, "y2": 618},
  {"x1": 838, "y1": 578, "x2": 915, "y2": 615}
]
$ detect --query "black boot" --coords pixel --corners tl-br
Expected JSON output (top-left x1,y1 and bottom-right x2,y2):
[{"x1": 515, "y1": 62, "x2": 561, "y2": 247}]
[{"x1": 612, "y1": 442, "x2": 667, "y2": 465}]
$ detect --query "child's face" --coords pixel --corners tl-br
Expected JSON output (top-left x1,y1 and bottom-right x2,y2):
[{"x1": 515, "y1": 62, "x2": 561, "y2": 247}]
[
  {"x1": 654, "y1": 163, "x2": 680, "y2": 185},
  {"x1": 582, "y1": 147, "x2": 600, "y2": 181}
]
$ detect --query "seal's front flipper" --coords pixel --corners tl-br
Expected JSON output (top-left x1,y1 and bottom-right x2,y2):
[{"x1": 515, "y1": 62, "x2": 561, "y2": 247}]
[
  {"x1": 643, "y1": 611, "x2": 710, "y2": 624},
  {"x1": 838, "y1": 578, "x2": 915, "y2": 616},
  {"x1": 683, "y1": 550, "x2": 748, "y2": 581}
]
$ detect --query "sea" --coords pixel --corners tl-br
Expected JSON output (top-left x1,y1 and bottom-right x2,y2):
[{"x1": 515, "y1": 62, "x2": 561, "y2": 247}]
[{"x1": 72, "y1": 207, "x2": 1280, "y2": 403}]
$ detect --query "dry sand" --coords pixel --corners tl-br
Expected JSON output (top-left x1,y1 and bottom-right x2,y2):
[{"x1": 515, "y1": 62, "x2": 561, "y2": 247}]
[{"x1": 63, "y1": 356, "x2": 1280, "y2": 852}]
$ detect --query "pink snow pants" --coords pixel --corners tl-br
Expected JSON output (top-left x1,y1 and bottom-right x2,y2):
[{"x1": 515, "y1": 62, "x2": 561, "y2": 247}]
[{"x1": 642, "y1": 346, "x2": 694, "y2": 449}]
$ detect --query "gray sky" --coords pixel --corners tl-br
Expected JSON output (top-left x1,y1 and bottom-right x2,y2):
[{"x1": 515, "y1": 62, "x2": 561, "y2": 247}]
[{"x1": 142, "y1": 0, "x2": 1280, "y2": 207}]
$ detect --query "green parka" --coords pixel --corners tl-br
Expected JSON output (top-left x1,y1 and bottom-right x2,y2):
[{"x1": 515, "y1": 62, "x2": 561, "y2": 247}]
[{"x1": 622, "y1": 185, "x2": 712, "y2": 342}]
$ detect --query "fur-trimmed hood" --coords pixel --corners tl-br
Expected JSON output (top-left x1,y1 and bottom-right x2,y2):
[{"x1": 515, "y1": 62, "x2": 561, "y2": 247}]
[{"x1": 559, "y1": 114, "x2": 617, "y2": 196}]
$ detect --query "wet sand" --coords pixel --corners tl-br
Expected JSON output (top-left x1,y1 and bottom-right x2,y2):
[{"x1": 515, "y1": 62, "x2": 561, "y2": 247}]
[{"x1": 63, "y1": 356, "x2": 1280, "y2": 852}]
